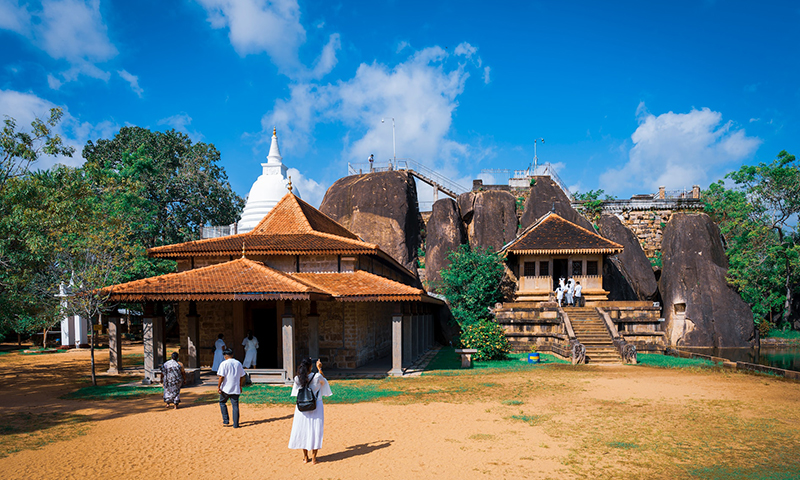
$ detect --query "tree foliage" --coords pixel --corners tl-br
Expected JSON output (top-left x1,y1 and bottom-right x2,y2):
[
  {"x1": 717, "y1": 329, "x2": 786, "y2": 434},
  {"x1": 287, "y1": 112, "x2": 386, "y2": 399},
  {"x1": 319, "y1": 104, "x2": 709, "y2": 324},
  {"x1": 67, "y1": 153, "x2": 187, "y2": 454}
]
[
  {"x1": 574, "y1": 189, "x2": 616, "y2": 225},
  {"x1": 704, "y1": 150, "x2": 800, "y2": 329},
  {"x1": 438, "y1": 244, "x2": 505, "y2": 327}
]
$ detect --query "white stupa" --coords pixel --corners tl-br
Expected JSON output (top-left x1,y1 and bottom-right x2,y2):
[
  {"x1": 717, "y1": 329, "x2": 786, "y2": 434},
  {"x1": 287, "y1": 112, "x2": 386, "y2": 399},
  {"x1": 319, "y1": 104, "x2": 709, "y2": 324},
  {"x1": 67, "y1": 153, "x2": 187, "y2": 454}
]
[{"x1": 237, "y1": 128, "x2": 301, "y2": 233}]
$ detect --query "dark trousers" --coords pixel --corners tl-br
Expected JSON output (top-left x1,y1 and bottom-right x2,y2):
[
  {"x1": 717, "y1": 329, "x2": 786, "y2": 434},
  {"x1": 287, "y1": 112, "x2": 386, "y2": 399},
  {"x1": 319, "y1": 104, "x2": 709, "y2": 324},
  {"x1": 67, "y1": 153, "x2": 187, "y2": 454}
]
[{"x1": 219, "y1": 392, "x2": 240, "y2": 427}]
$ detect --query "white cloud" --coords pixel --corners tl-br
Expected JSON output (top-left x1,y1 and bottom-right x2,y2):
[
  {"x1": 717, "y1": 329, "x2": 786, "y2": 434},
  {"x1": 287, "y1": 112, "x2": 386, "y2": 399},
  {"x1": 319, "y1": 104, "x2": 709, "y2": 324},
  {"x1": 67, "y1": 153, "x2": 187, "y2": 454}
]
[
  {"x1": 262, "y1": 45, "x2": 482, "y2": 178},
  {"x1": 157, "y1": 113, "x2": 203, "y2": 142},
  {"x1": 396, "y1": 40, "x2": 410, "y2": 53},
  {"x1": 483, "y1": 66, "x2": 491, "y2": 84},
  {"x1": 0, "y1": 0, "x2": 31, "y2": 34},
  {"x1": 117, "y1": 70, "x2": 143, "y2": 97},
  {"x1": 196, "y1": 0, "x2": 337, "y2": 79},
  {"x1": 0, "y1": 0, "x2": 118, "y2": 85},
  {"x1": 0, "y1": 89, "x2": 120, "y2": 170},
  {"x1": 599, "y1": 103, "x2": 761, "y2": 194}
]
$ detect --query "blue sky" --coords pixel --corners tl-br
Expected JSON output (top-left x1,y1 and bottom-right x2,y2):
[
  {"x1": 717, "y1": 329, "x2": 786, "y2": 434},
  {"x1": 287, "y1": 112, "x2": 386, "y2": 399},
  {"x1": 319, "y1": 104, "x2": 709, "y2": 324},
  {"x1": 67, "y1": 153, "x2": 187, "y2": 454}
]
[{"x1": 1, "y1": 0, "x2": 798, "y2": 209}]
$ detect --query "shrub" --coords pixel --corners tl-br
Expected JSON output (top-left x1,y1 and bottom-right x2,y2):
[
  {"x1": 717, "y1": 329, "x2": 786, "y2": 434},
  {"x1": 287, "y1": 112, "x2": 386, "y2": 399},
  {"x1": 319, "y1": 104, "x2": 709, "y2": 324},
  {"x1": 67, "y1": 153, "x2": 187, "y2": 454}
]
[
  {"x1": 438, "y1": 244, "x2": 504, "y2": 327},
  {"x1": 757, "y1": 319, "x2": 771, "y2": 337},
  {"x1": 457, "y1": 320, "x2": 511, "y2": 361}
]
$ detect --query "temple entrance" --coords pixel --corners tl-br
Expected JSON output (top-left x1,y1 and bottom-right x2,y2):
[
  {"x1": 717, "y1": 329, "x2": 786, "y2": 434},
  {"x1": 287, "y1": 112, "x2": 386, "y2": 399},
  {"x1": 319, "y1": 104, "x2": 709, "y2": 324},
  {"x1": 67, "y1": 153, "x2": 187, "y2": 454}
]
[
  {"x1": 552, "y1": 258, "x2": 568, "y2": 290},
  {"x1": 251, "y1": 307, "x2": 279, "y2": 368}
]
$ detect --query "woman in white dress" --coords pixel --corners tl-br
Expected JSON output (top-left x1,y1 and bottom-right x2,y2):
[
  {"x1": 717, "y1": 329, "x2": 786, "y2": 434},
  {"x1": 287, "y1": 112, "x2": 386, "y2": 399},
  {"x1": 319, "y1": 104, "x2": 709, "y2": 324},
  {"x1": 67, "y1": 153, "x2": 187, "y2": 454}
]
[
  {"x1": 241, "y1": 330, "x2": 259, "y2": 368},
  {"x1": 211, "y1": 333, "x2": 226, "y2": 372},
  {"x1": 289, "y1": 358, "x2": 332, "y2": 464}
]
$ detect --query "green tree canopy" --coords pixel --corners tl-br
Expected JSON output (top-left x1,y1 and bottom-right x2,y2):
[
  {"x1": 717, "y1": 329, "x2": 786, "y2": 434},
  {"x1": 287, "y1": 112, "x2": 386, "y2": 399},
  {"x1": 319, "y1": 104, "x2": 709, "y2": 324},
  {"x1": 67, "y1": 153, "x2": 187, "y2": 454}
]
[{"x1": 438, "y1": 244, "x2": 505, "y2": 327}]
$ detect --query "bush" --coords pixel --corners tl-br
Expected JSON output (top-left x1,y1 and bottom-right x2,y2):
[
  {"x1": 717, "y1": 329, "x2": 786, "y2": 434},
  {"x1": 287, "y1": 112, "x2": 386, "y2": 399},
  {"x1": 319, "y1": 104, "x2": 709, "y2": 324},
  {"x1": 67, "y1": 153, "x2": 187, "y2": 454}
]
[
  {"x1": 757, "y1": 319, "x2": 772, "y2": 337},
  {"x1": 457, "y1": 320, "x2": 511, "y2": 361},
  {"x1": 438, "y1": 245, "x2": 504, "y2": 327}
]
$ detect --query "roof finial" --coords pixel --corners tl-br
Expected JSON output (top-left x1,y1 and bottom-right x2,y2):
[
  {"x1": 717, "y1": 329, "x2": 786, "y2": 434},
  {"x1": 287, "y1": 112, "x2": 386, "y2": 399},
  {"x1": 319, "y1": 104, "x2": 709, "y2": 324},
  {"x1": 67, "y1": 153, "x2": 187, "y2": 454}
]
[
  {"x1": 273, "y1": 126, "x2": 276, "y2": 136},
  {"x1": 287, "y1": 175, "x2": 293, "y2": 193},
  {"x1": 242, "y1": 240, "x2": 246, "y2": 258}
]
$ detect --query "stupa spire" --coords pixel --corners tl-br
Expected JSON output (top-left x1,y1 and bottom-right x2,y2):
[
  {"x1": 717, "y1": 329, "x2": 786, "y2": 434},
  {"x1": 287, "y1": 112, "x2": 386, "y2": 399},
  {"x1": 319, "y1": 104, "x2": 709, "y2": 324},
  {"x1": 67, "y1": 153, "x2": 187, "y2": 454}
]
[{"x1": 267, "y1": 127, "x2": 282, "y2": 164}]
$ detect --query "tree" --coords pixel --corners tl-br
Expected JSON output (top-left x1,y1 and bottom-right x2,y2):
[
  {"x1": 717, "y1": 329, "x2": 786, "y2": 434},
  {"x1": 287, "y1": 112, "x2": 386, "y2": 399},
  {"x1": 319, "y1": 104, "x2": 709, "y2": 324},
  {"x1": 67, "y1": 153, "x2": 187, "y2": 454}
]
[
  {"x1": 438, "y1": 244, "x2": 505, "y2": 327},
  {"x1": 704, "y1": 151, "x2": 800, "y2": 330},
  {"x1": 573, "y1": 189, "x2": 616, "y2": 227},
  {"x1": 82, "y1": 127, "x2": 245, "y2": 250}
]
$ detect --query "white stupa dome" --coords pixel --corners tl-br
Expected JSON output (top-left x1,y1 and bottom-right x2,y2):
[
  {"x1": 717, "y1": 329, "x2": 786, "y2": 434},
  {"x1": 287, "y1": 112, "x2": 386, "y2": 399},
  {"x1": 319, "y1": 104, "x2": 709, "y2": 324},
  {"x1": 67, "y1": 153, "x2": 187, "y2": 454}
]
[{"x1": 237, "y1": 128, "x2": 302, "y2": 233}]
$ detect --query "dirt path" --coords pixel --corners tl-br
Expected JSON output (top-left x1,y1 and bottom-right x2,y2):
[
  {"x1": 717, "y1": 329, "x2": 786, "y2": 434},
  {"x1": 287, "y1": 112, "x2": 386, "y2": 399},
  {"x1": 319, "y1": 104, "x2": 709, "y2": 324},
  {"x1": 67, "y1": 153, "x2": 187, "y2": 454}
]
[{"x1": 1, "y1": 348, "x2": 799, "y2": 479}]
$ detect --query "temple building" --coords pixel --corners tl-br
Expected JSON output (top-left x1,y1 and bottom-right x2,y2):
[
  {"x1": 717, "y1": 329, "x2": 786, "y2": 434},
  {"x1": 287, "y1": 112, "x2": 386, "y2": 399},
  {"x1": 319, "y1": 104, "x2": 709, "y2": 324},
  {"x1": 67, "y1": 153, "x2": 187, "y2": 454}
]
[
  {"x1": 501, "y1": 212, "x2": 624, "y2": 302},
  {"x1": 101, "y1": 191, "x2": 442, "y2": 382},
  {"x1": 237, "y1": 128, "x2": 300, "y2": 234}
]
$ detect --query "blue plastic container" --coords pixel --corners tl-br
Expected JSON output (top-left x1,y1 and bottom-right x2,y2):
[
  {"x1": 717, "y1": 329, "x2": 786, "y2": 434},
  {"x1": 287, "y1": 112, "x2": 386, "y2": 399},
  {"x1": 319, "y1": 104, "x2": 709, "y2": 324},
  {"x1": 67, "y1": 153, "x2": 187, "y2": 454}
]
[{"x1": 527, "y1": 352, "x2": 540, "y2": 363}]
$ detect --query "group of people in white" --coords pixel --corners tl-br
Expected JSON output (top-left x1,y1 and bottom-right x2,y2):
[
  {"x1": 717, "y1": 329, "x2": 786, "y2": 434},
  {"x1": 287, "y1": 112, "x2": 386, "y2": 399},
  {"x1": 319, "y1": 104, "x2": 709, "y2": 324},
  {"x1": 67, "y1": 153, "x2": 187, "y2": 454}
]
[
  {"x1": 555, "y1": 277, "x2": 583, "y2": 307},
  {"x1": 205, "y1": 330, "x2": 331, "y2": 464}
]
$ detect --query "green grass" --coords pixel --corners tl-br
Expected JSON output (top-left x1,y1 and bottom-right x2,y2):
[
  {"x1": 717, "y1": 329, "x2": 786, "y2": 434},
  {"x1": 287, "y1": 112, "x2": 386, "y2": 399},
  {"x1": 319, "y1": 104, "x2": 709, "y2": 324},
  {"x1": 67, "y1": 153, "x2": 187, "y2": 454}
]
[
  {"x1": 766, "y1": 329, "x2": 800, "y2": 341},
  {"x1": 424, "y1": 347, "x2": 569, "y2": 376},
  {"x1": 687, "y1": 466, "x2": 800, "y2": 480},
  {"x1": 0, "y1": 412, "x2": 91, "y2": 458},
  {"x1": 509, "y1": 414, "x2": 548, "y2": 426},
  {"x1": 635, "y1": 353, "x2": 715, "y2": 369},
  {"x1": 61, "y1": 383, "x2": 162, "y2": 400},
  {"x1": 240, "y1": 380, "x2": 403, "y2": 405}
]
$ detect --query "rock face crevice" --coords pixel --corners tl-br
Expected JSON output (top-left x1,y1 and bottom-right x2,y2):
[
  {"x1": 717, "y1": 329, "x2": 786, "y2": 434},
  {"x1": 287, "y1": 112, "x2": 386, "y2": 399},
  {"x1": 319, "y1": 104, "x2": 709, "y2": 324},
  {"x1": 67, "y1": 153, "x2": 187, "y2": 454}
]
[
  {"x1": 319, "y1": 171, "x2": 421, "y2": 273},
  {"x1": 424, "y1": 198, "x2": 465, "y2": 286},
  {"x1": 659, "y1": 213, "x2": 755, "y2": 347},
  {"x1": 598, "y1": 214, "x2": 659, "y2": 301},
  {"x1": 520, "y1": 176, "x2": 594, "y2": 231},
  {"x1": 458, "y1": 190, "x2": 518, "y2": 251}
]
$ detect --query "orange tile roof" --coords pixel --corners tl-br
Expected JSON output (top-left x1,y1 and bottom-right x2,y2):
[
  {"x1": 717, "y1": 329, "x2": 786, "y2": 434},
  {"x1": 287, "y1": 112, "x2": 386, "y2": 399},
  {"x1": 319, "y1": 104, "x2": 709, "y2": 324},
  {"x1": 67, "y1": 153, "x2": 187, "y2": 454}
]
[
  {"x1": 291, "y1": 271, "x2": 434, "y2": 303},
  {"x1": 148, "y1": 193, "x2": 378, "y2": 258},
  {"x1": 103, "y1": 258, "x2": 325, "y2": 302},
  {"x1": 503, "y1": 212, "x2": 624, "y2": 255}
]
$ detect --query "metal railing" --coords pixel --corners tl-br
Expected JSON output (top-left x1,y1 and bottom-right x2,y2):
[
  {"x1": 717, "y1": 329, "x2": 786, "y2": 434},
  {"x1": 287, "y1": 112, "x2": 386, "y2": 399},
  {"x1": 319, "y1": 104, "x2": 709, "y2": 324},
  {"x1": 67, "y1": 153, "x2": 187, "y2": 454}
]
[
  {"x1": 200, "y1": 223, "x2": 238, "y2": 239},
  {"x1": 512, "y1": 163, "x2": 572, "y2": 199},
  {"x1": 348, "y1": 159, "x2": 469, "y2": 198}
]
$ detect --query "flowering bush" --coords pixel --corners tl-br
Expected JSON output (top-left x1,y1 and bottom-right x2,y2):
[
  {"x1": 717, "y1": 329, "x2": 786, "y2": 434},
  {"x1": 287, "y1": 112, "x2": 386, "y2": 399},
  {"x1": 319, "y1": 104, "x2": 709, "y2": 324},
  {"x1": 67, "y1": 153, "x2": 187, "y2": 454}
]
[{"x1": 457, "y1": 320, "x2": 511, "y2": 361}]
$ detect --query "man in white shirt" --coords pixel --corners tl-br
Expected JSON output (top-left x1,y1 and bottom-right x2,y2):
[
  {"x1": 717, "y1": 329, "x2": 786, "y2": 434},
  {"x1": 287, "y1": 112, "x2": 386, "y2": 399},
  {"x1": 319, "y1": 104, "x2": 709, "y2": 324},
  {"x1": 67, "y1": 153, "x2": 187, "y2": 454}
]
[
  {"x1": 217, "y1": 348, "x2": 246, "y2": 428},
  {"x1": 575, "y1": 281, "x2": 583, "y2": 307}
]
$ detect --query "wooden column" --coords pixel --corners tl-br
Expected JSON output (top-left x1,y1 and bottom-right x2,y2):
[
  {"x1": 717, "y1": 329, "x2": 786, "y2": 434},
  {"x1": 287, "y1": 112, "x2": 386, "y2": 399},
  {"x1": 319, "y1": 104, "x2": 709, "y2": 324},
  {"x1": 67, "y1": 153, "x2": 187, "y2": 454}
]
[
  {"x1": 281, "y1": 301, "x2": 295, "y2": 384},
  {"x1": 389, "y1": 309, "x2": 404, "y2": 376},
  {"x1": 107, "y1": 314, "x2": 122, "y2": 374},
  {"x1": 186, "y1": 301, "x2": 200, "y2": 369}
]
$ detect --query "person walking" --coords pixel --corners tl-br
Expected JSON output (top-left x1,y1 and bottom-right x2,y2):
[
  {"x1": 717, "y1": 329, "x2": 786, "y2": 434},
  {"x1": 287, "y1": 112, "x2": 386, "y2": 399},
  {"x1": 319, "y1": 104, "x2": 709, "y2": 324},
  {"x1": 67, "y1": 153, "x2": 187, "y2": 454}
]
[
  {"x1": 288, "y1": 358, "x2": 332, "y2": 464},
  {"x1": 161, "y1": 352, "x2": 186, "y2": 409},
  {"x1": 575, "y1": 281, "x2": 583, "y2": 307},
  {"x1": 217, "y1": 347, "x2": 246, "y2": 428},
  {"x1": 566, "y1": 278, "x2": 575, "y2": 306},
  {"x1": 242, "y1": 331, "x2": 259, "y2": 369},
  {"x1": 212, "y1": 333, "x2": 226, "y2": 372},
  {"x1": 556, "y1": 284, "x2": 564, "y2": 307}
]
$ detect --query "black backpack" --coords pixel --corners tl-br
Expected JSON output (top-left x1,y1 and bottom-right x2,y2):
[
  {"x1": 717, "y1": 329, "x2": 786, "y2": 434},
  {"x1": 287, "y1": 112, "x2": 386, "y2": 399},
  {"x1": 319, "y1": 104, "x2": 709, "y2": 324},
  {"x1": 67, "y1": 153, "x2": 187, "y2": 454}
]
[{"x1": 296, "y1": 373, "x2": 317, "y2": 412}]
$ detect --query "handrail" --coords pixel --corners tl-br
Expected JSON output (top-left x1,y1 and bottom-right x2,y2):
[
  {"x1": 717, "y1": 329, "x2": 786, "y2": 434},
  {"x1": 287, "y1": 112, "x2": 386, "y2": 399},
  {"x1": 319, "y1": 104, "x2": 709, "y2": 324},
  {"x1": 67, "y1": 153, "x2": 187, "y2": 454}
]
[
  {"x1": 558, "y1": 306, "x2": 576, "y2": 340},
  {"x1": 596, "y1": 307, "x2": 621, "y2": 340},
  {"x1": 347, "y1": 159, "x2": 469, "y2": 196}
]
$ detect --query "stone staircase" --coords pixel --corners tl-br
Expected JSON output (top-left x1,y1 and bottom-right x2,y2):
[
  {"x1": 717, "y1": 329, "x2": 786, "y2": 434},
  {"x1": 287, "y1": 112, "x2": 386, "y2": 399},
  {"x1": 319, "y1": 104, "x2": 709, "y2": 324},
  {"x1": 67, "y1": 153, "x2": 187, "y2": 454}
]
[{"x1": 564, "y1": 307, "x2": 622, "y2": 364}]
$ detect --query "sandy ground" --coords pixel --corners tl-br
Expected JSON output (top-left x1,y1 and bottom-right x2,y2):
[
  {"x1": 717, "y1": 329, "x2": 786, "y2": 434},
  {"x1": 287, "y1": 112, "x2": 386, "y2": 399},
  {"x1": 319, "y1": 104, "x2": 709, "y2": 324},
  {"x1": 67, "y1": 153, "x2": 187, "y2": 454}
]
[{"x1": 1, "y1": 346, "x2": 799, "y2": 480}]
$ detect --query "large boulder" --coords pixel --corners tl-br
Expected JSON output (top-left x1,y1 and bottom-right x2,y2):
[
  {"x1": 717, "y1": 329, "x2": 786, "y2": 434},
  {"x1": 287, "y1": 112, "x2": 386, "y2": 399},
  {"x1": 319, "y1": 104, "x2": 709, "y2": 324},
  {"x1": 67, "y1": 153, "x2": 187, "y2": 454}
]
[
  {"x1": 424, "y1": 198, "x2": 466, "y2": 286},
  {"x1": 458, "y1": 190, "x2": 518, "y2": 251},
  {"x1": 519, "y1": 176, "x2": 594, "y2": 231},
  {"x1": 659, "y1": 213, "x2": 755, "y2": 347},
  {"x1": 598, "y1": 214, "x2": 659, "y2": 301},
  {"x1": 319, "y1": 171, "x2": 420, "y2": 273}
]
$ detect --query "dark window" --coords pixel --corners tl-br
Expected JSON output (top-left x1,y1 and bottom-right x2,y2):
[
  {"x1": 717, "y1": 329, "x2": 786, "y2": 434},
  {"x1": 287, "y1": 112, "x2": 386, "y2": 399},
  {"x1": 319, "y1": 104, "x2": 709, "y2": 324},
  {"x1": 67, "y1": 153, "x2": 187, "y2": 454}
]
[
  {"x1": 539, "y1": 261, "x2": 549, "y2": 276},
  {"x1": 586, "y1": 261, "x2": 598, "y2": 276},
  {"x1": 524, "y1": 262, "x2": 536, "y2": 277},
  {"x1": 572, "y1": 260, "x2": 583, "y2": 276}
]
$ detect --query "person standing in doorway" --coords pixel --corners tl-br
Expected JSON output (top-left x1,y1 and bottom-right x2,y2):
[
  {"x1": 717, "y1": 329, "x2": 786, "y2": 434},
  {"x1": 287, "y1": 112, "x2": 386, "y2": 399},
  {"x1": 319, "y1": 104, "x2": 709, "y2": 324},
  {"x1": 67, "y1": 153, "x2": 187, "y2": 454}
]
[
  {"x1": 242, "y1": 330, "x2": 259, "y2": 369},
  {"x1": 212, "y1": 333, "x2": 226, "y2": 372},
  {"x1": 161, "y1": 352, "x2": 186, "y2": 409},
  {"x1": 217, "y1": 347, "x2": 246, "y2": 428}
]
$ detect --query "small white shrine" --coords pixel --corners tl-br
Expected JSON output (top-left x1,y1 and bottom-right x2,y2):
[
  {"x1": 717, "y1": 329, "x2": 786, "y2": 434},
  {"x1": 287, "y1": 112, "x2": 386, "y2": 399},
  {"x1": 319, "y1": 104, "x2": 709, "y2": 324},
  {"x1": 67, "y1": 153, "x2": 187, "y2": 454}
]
[{"x1": 237, "y1": 128, "x2": 302, "y2": 233}]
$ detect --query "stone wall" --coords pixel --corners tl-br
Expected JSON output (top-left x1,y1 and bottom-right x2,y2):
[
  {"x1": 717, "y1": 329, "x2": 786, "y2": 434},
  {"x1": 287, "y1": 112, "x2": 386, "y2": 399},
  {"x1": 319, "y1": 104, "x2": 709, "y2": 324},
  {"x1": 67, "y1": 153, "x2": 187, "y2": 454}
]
[{"x1": 602, "y1": 305, "x2": 665, "y2": 352}]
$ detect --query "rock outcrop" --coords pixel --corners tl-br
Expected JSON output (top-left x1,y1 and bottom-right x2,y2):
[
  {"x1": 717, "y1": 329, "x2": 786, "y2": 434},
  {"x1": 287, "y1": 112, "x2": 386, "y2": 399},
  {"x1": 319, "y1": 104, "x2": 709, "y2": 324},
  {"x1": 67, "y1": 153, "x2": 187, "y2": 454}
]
[
  {"x1": 659, "y1": 213, "x2": 755, "y2": 347},
  {"x1": 458, "y1": 190, "x2": 518, "y2": 251},
  {"x1": 424, "y1": 198, "x2": 465, "y2": 285},
  {"x1": 598, "y1": 214, "x2": 659, "y2": 301},
  {"x1": 319, "y1": 171, "x2": 420, "y2": 273},
  {"x1": 519, "y1": 176, "x2": 594, "y2": 231}
]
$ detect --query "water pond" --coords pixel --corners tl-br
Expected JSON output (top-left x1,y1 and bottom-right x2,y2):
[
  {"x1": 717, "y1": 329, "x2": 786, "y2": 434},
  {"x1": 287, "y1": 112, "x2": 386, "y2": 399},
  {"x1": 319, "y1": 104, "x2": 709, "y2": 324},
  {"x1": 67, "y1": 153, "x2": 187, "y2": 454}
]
[{"x1": 683, "y1": 346, "x2": 800, "y2": 373}]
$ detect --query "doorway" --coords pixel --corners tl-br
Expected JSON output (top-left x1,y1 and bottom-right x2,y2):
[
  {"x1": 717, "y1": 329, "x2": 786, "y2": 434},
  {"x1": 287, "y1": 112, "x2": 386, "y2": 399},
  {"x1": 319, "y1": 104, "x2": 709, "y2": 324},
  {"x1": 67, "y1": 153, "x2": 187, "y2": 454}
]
[
  {"x1": 251, "y1": 307, "x2": 279, "y2": 368},
  {"x1": 552, "y1": 259, "x2": 568, "y2": 290}
]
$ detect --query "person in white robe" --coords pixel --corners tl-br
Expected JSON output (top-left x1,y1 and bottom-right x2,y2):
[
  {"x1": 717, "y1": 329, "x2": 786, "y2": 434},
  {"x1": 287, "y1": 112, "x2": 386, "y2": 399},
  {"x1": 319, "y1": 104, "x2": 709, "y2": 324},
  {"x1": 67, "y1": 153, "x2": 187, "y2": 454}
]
[
  {"x1": 556, "y1": 285, "x2": 564, "y2": 307},
  {"x1": 211, "y1": 333, "x2": 226, "y2": 372},
  {"x1": 566, "y1": 278, "x2": 575, "y2": 306},
  {"x1": 288, "y1": 358, "x2": 332, "y2": 464},
  {"x1": 242, "y1": 331, "x2": 259, "y2": 368},
  {"x1": 575, "y1": 281, "x2": 583, "y2": 307}
]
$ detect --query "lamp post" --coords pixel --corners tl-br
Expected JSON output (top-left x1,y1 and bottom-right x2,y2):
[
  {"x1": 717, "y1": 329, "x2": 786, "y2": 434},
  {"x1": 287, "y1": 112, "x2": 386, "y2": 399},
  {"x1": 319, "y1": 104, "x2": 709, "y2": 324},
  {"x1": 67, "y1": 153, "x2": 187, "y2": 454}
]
[
  {"x1": 381, "y1": 117, "x2": 396, "y2": 164},
  {"x1": 531, "y1": 138, "x2": 545, "y2": 174}
]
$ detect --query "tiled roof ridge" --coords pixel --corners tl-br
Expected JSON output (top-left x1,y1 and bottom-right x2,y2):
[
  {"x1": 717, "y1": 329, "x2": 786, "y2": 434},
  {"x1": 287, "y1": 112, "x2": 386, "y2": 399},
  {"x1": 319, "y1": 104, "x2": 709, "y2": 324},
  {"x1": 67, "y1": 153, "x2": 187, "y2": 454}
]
[
  {"x1": 544, "y1": 213, "x2": 624, "y2": 250},
  {"x1": 292, "y1": 195, "x2": 362, "y2": 240},
  {"x1": 502, "y1": 211, "x2": 623, "y2": 252},
  {"x1": 291, "y1": 270, "x2": 424, "y2": 296},
  {"x1": 311, "y1": 230, "x2": 378, "y2": 249},
  {"x1": 147, "y1": 232, "x2": 250, "y2": 255}
]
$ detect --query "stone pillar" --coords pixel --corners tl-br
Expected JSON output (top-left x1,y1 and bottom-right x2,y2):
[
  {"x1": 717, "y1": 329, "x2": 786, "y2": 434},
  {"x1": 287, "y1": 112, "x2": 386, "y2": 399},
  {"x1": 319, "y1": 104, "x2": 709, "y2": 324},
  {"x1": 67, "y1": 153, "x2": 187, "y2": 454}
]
[
  {"x1": 402, "y1": 313, "x2": 412, "y2": 367},
  {"x1": 107, "y1": 315, "x2": 122, "y2": 374},
  {"x1": 658, "y1": 186, "x2": 666, "y2": 200},
  {"x1": 60, "y1": 315, "x2": 74, "y2": 349},
  {"x1": 389, "y1": 312, "x2": 404, "y2": 376},
  {"x1": 142, "y1": 303, "x2": 156, "y2": 383},
  {"x1": 692, "y1": 185, "x2": 701, "y2": 199},
  {"x1": 75, "y1": 315, "x2": 88, "y2": 348},
  {"x1": 433, "y1": 187, "x2": 439, "y2": 203},
  {"x1": 308, "y1": 315, "x2": 319, "y2": 360},
  {"x1": 186, "y1": 301, "x2": 200, "y2": 369},
  {"x1": 282, "y1": 307, "x2": 296, "y2": 384},
  {"x1": 153, "y1": 315, "x2": 165, "y2": 368}
]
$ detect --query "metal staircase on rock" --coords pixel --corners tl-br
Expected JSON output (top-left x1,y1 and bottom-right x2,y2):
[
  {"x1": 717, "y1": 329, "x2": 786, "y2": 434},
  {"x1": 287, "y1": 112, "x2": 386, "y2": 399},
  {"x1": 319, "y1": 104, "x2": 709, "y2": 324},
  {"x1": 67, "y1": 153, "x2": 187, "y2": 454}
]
[{"x1": 563, "y1": 307, "x2": 622, "y2": 363}]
